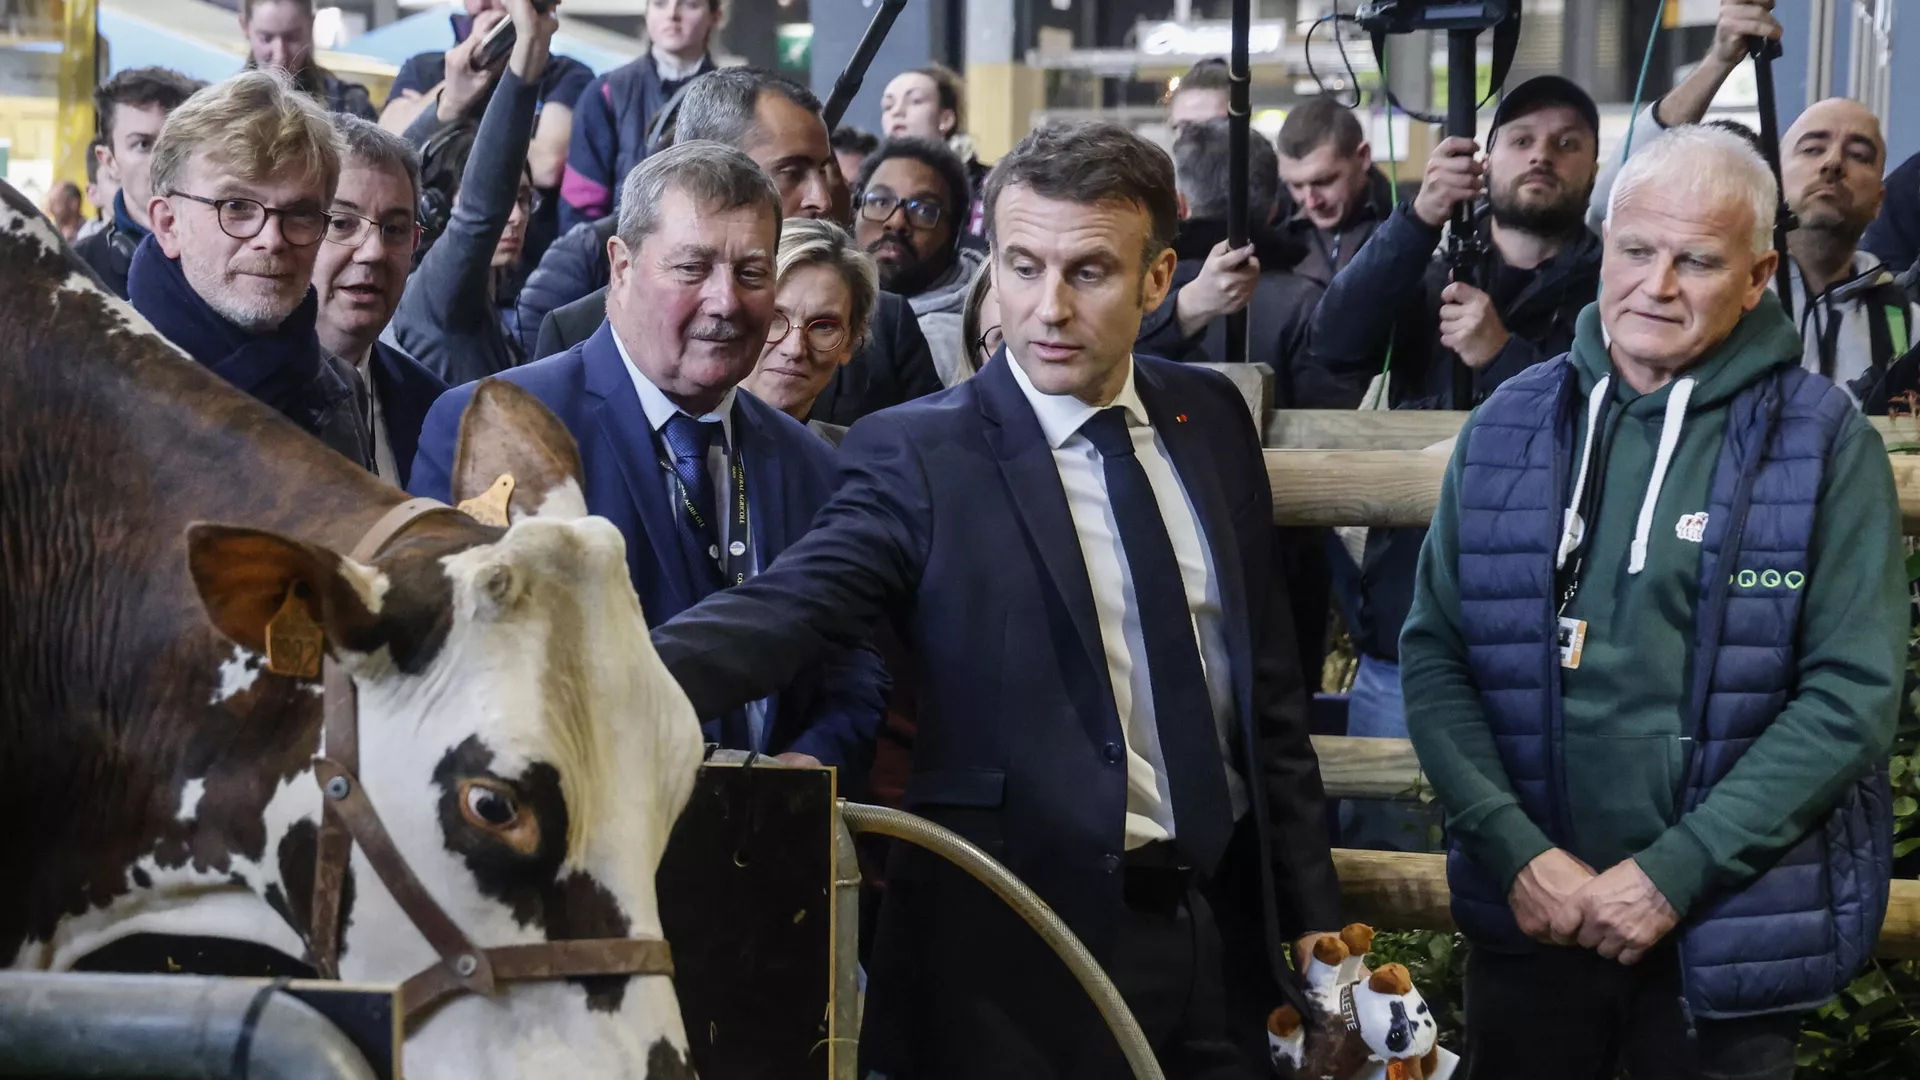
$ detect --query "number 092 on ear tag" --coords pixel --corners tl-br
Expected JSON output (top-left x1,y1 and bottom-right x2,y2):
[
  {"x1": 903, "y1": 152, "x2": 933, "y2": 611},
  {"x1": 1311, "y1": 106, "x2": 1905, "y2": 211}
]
[
  {"x1": 1556, "y1": 616, "x2": 1587, "y2": 671},
  {"x1": 266, "y1": 586, "x2": 325, "y2": 678}
]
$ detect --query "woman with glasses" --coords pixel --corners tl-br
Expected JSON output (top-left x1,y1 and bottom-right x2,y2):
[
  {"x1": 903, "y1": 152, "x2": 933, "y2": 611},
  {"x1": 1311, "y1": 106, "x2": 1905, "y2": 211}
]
[
  {"x1": 741, "y1": 219, "x2": 878, "y2": 439},
  {"x1": 387, "y1": 0, "x2": 557, "y2": 387}
]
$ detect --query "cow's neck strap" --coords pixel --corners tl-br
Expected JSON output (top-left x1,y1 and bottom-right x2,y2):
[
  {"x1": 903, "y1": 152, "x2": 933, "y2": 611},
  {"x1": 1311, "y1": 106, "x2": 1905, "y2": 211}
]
[{"x1": 306, "y1": 497, "x2": 675, "y2": 1032}]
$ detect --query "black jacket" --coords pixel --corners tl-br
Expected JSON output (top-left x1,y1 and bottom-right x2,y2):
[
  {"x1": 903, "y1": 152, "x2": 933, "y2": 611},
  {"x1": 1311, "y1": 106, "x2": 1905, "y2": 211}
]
[
  {"x1": 1310, "y1": 202, "x2": 1602, "y2": 661},
  {"x1": 517, "y1": 216, "x2": 617, "y2": 358},
  {"x1": 1135, "y1": 218, "x2": 1344, "y2": 408},
  {"x1": 536, "y1": 287, "x2": 945, "y2": 426},
  {"x1": 72, "y1": 193, "x2": 146, "y2": 299},
  {"x1": 365, "y1": 341, "x2": 448, "y2": 488},
  {"x1": 1275, "y1": 165, "x2": 1398, "y2": 286}
]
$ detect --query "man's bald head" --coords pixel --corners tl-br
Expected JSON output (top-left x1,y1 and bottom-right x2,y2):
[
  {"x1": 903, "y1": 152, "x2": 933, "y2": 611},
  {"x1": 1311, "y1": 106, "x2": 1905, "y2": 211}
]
[{"x1": 1781, "y1": 97, "x2": 1885, "y2": 246}]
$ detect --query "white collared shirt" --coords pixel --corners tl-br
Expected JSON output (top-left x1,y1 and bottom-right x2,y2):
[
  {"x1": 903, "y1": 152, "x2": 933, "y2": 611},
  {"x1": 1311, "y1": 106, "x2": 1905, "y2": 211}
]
[
  {"x1": 651, "y1": 48, "x2": 707, "y2": 82},
  {"x1": 613, "y1": 326, "x2": 771, "y2": 749},
  {"x1": 1008, "y1": 358, "x2": 1248, "y2": 849}
]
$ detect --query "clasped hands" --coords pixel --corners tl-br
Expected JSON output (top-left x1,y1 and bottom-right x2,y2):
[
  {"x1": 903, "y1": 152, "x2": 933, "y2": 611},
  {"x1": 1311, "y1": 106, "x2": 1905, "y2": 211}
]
[{"x1": 1509, "y1": 848, "x2": 1678, "y2": 966}]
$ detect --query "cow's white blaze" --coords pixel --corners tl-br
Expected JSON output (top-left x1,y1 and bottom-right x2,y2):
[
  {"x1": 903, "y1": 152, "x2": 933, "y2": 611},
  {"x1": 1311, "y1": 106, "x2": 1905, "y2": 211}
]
[{"x1": 335, "y1": 513, "x2": 703, "y2": 1078}]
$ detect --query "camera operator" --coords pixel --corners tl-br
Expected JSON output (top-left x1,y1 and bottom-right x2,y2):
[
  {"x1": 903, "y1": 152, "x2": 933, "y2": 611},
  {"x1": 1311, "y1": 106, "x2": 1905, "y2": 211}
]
[
  {"x1": 1307, "y1": 76, "x2": 1602, "y2": 848},
  {"x1": 1584, "y1": 0, "x2": 1918, "y2": 413}
]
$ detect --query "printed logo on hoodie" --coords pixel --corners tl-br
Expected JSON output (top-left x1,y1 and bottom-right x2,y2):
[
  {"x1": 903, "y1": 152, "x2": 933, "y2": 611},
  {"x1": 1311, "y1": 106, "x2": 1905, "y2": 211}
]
[{"x1": 1675, "y1": 512, "x2": 1709, "y2": 544}]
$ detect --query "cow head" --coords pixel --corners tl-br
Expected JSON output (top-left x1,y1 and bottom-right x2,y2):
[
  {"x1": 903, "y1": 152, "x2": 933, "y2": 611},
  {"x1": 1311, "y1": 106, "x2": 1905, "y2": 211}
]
[{"x1": 186, "y1": 382, "x2": 703, "y2": 1079}]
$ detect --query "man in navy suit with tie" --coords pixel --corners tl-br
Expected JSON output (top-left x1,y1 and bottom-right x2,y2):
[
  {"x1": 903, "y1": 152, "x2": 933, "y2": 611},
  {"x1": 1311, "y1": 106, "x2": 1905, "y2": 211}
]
[
  {"x1": 410, "y1": 139, "x2": 886, "y2": 772},
  {"x1": 652, "y1": 121, "x2": 1342, "y2": 1078}
]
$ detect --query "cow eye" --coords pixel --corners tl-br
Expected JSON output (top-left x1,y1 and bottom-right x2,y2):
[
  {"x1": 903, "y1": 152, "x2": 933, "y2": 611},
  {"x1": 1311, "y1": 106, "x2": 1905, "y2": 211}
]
[{"x1": 463, "y1": 782, "x2": 519, "y2": 828}]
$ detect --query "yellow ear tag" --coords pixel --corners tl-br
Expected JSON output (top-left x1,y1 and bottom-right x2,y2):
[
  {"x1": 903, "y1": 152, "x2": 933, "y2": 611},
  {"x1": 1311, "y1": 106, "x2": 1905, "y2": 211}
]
[
  {"x1": 265, "y1": 585, "x2": 324, "y2": 678},
  {"x1": 458, "y1": 473, "x2": 515, "y2": 528}
]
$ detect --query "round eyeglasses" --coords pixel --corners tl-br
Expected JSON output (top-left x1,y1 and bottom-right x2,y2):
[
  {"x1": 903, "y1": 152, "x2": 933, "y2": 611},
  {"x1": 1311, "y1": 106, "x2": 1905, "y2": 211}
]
[
  {"x1": 766, "y1": 313, "x2": 848, "y2": 352},
  {"x1": 858, "y1": 191, "x2": 945, "y2": 229},
  {"x1": 323, "y1": 211, "x2": 426, "y2": 250},
  {"x1": 976, "y1": 324, "x2": 1002, "y2": 359},
  {"x1": 170, "y1": 191, "x2": 329, "y2": 247}
]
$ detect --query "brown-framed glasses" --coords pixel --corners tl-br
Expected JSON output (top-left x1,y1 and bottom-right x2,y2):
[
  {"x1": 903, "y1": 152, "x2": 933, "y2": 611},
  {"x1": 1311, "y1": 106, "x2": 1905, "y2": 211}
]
[
  {"x1": 169, "y1": 191, "x2": 328, "y2": 247},
  {"x1": 766, "y1": 313, "x2": 848, "y2": 352}
]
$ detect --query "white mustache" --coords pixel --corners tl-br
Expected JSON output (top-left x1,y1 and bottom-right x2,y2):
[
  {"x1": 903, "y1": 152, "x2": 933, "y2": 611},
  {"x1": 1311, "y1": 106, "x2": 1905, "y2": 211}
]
[{"x1": 689, "y1": 320, "x2": 743, "y2": 342}]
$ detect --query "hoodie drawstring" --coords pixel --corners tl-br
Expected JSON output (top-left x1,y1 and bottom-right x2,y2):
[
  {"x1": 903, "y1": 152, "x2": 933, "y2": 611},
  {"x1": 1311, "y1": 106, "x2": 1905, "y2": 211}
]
[
  {"x1": 1629, "y1": 377, "x2": 1695, "y2": 574},
  {"x1": 1557, "y1": 375, "x2": 1610, "y2": 571}
]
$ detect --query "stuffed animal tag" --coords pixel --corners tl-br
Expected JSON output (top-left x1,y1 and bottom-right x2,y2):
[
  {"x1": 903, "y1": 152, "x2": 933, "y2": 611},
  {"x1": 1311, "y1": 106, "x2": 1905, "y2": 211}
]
[
  {"x1": 458, "y1": 473, "x2": 516, "y2": 528},
  {"x1": 1557, "y1": 616, "x2": 1587, "y2": 670},
  {"x1": 265, "y1": 585, "x2": 324, "y2": 678}
]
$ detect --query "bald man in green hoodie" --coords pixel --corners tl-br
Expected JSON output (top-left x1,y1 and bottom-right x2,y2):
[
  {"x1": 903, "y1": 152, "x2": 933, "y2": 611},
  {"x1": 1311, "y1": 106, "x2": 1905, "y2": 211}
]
[{"x1": 1403, "y1": 125, "x2": 1907, "y2": 1078}]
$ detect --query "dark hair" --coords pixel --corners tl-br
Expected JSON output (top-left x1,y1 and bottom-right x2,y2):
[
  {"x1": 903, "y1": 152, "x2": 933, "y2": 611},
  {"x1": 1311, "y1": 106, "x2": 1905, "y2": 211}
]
[
  {"x1": 92, "y1": 66, "x2": 204, "y2": 145},
  {"x1": 1276, "y1": 96, "x2": 1365, "y2": 160},
  {"x1": 983, "y1": 121, "x2": 1179, "y2": 265},
  {"x1": 85, "y1": 140, "x2": 103, "y2": 185},
  {"x1": 333, "y1": 114, "x2": 423, "y2": 204},
  {"x1": 1174, "y1": 118, "x2": 1278, "y2": 224},
  {"x1": 1173, "y1": 58, "x2": 1231, "y2": 98},
  {"x1": 855, "y1": 136, "x2": 973, "y2": 230},
  {"x1": 831, "y1": 125, "x2": 879, "y2": 155},
  {"x1": 670, "y1": 68, "x2": 822, "y2": 151},
  {"x1": 909, "y1": 63, "x2": 966, "y2": 134},
  {"x1": 1707, "y1": 119, "x2": 1768, "y2": 160}
]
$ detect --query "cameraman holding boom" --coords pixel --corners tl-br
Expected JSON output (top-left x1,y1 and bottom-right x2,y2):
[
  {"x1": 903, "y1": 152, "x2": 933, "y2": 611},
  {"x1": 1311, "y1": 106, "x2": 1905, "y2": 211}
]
[{"x1": 1306, "y1": 77, "x2": 1603, "y2": 845}]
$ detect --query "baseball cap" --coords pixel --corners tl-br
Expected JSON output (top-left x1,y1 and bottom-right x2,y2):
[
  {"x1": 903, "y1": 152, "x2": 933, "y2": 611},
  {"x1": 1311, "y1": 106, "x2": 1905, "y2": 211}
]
[{"x1": 1490, "y1": 75, "x2": 1600, "y2": 144}]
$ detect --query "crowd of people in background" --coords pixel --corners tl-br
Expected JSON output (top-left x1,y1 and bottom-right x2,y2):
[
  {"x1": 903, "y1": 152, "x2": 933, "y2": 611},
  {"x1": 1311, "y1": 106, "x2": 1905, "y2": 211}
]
[{"x1": 27, "y1": 0, "x2": 1920, "y2": 1071}]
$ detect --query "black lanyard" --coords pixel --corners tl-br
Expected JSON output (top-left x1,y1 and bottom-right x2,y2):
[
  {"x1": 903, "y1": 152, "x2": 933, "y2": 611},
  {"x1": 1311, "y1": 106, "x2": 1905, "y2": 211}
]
[
  {"x1": 660, "y1": 440, "x2": 752, "y2": 588},
  {"x1": 1555, "y1": 392, "x2": 1621, "y2": 616}
]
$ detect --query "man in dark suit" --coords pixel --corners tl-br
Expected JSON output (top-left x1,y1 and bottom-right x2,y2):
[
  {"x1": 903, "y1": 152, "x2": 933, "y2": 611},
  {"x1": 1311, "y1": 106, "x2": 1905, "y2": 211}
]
[
  {"x1": 410, "y1": 140, "x2": 886, "y2": 772},
  {"x1": 312, "y1": 117, "x2": 449, "y2": 487},
  {"x1": 532, "y1": 68, "x2": 943, "y2": 424},
  {"x1": 652, "y1": 121, "x2": 1341, "y2": 1078}
]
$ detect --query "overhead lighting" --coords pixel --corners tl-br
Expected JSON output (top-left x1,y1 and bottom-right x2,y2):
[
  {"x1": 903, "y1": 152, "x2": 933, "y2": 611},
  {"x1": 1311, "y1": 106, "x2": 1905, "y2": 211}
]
[{"x1": 1138, "y1": 20, "x2": 1286, "y2": 57}]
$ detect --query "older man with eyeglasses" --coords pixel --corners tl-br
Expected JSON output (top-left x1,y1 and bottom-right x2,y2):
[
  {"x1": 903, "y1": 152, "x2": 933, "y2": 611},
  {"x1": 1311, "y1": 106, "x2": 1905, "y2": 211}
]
[
  {"x1": 312, "y1": 116, "x2": 449, "y2": 486},
  {"x1": 853, "y1": 136, "x2": 983, "y2": 387},
  {"x1": 131, "y1": 67, "x2": 371, "y2": 467}
]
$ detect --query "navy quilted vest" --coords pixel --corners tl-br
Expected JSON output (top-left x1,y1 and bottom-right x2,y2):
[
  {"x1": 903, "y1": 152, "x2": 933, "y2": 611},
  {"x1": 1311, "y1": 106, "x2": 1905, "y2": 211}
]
[{"x1": 1449, "y1": 356, "x2": 1893, "y2": 1018}]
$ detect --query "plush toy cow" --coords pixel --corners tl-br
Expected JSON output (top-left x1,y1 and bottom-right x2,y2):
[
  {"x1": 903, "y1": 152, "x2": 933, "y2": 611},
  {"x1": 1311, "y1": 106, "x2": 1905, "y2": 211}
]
[{"x1": 1267, "y1": 925, "x2": 1460, "y2": 1080}]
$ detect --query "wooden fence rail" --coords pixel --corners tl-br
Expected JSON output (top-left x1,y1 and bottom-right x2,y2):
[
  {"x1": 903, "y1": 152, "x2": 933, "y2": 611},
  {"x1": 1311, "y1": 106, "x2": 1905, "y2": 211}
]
[
  {"x1": 1312, "y1": 735, "x2": 1424, "y2": 801},
  {"x1": 1331, "y1": 849, "x2": 1920, "y2": 960},
  {"x1": 1267, "y1": 449, "x2": 1920, "y2": 533},
  {"x1": 1266, "y1": 410, "x2": 1920, "y2": 452}
]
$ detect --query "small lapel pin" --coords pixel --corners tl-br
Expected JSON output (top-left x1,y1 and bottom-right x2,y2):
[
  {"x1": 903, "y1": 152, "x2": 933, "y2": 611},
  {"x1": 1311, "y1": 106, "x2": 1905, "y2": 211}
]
[{"x1": 1175, "y1": 413, "x2": 1189, "y2": 424}]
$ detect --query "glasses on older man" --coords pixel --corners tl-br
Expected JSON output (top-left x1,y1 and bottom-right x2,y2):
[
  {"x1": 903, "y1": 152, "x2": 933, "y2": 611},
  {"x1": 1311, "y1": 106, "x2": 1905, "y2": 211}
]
[
  {"x1": 169, "y1": 191, "x2": 329, "y2": 247},
  {"x1": 766, "y1": 313, "x2": 848, "y2": 352},
  {"x1": 323, "y1": 211, "x2": 425, "y2": 250},
  {"x1": 858, "y1": 191, "x2": 945, "y2": 229}
]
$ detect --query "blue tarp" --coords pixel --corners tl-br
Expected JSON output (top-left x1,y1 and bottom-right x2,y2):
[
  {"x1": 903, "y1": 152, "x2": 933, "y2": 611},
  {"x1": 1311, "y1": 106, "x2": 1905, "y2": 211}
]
[{"x1": 100, "y1": 8, "x2": 245, "y2": 82}]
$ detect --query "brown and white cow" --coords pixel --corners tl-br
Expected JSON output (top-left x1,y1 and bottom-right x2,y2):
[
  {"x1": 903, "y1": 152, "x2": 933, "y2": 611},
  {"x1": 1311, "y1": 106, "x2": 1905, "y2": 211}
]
[{"x1": 0, "y1": 179, "x2": 704, "y2": 1078}]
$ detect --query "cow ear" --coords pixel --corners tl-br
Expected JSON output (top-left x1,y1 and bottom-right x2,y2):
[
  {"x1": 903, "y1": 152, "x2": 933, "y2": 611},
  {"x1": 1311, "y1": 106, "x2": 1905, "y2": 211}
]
[
  {"x1": 451, "y1": 379, "x2": 588, "y2": 524},
  {"x1": 185, "y1": 524, "x2": 381, "y2": 667}
]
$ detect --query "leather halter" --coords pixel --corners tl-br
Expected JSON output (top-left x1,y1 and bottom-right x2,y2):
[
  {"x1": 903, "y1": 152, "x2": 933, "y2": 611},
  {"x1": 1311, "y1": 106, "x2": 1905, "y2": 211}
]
[{"x1": 306, "y1": 498, "x2": 675, "y2": 1029}]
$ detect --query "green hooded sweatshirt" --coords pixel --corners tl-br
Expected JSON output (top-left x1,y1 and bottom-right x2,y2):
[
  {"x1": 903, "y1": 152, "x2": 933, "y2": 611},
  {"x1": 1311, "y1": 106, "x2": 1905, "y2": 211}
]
[{"x1": 1402, "y1": 296, "x2": 1906, "y2": 920}]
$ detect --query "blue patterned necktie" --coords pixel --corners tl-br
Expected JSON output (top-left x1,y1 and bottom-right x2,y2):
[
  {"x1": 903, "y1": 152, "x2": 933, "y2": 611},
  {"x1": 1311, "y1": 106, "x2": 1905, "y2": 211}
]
[
  {"x1": 660, "y1": 412, "x2": 725, "y2": 589},
  {"x1": 1079, "y1": 406, "x2": 1233, "y2": 871}
]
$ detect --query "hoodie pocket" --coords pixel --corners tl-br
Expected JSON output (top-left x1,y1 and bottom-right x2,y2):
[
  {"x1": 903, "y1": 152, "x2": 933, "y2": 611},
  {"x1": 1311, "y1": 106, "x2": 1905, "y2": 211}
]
[{"x1": 1561, "y1": 733, "x2": 1683, "y2": 863}]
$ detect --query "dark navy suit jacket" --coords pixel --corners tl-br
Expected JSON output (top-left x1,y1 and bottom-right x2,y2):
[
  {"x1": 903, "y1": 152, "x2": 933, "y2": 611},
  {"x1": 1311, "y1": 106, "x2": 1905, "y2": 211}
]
[
  {"x1": 408, "y1": 320, "x2": 888, "y2": 769},
  {"x1": 651, "y1": 354, "x2": 1342, "y2": 1076},
  {"x1": 367, "y1": 341, "x2": 447, "y2": 490}
]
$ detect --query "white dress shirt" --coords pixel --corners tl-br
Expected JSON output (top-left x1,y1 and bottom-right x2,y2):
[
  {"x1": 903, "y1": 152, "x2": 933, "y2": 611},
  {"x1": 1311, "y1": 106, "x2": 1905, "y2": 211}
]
[
  {"x1": 1008, "y1": 358, "x2": 1249, "y2": 849},
  {"x1": 614, "y1": 328, "x2": 771, "y2": 748}
]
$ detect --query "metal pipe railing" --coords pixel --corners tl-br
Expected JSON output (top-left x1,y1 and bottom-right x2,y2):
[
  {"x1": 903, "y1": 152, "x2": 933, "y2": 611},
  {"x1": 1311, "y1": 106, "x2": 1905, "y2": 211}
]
[{"x1": 0, "y1": 972, "x2": 379, "y2": 1080}]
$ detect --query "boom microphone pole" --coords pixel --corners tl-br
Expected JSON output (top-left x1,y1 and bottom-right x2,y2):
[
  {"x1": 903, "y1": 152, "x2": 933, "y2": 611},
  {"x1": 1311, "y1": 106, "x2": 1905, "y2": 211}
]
[
  {"x1": 1226, "y1": 0, "x2": 1252, "y2": 364},
  {"x1": 1749, "y1": 36, "x2": 1796, "y2": 321},
  {"x1": 823, "y1": 0, "x2": 911, "y2": 130},
  {"x1": 1444, "y1": 26, "x2": 1488, "y2": 409}
]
